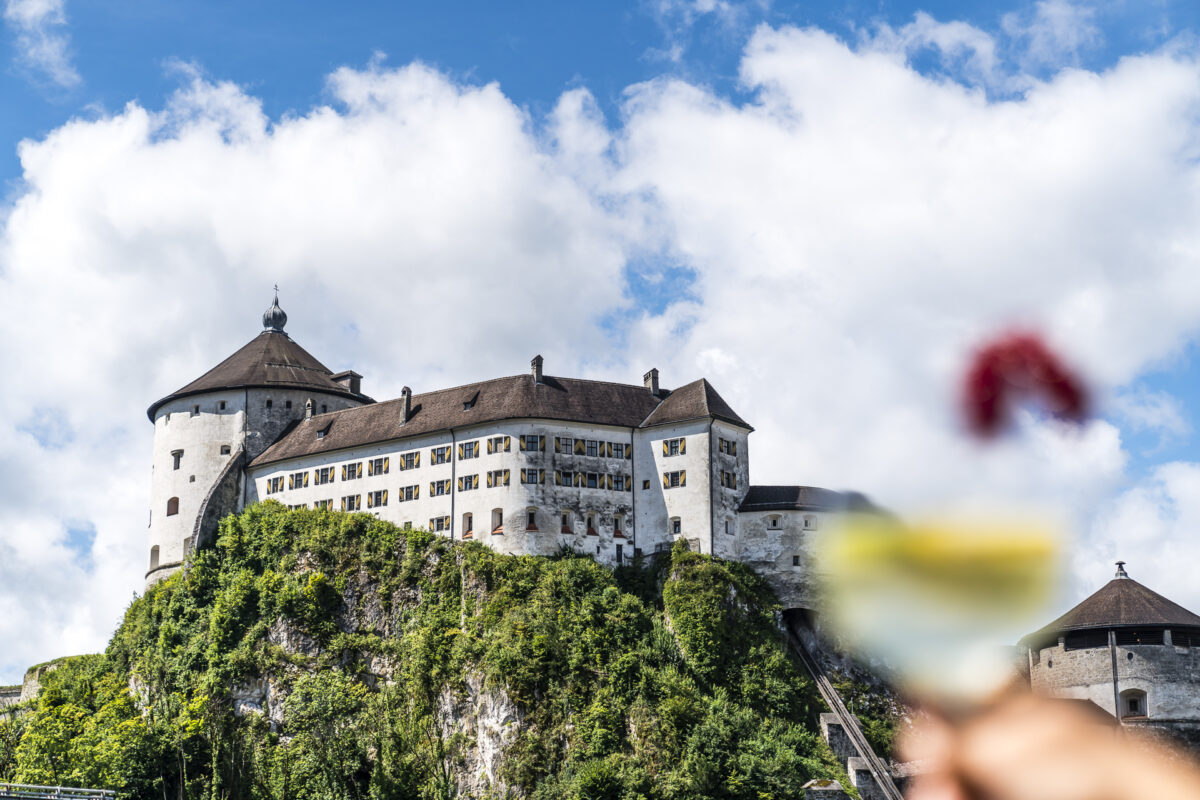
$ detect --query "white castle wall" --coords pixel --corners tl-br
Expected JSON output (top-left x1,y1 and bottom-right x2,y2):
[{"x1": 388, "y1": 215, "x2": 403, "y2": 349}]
[
  {"x1": 148, "y1": 387, "x2": 365, "y2": 585},
  {"x1": 632, "y1": 419, "x2": 714, "y2": 555},
  {"x1": 709, "y1": 420, "x2": 751, "y2": 561}
]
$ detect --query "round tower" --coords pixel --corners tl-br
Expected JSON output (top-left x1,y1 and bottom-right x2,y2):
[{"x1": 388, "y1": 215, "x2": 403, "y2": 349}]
[
  {"x1": 1021, "y1": 563, "x2": 1200, "y2": 747},
  {"x1": 144, "y1": 294, "x2": 371, "y2": 586}
]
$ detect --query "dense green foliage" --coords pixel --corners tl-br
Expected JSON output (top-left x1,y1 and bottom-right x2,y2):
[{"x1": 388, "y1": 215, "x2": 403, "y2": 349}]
[{"x1": 2, "y1": 503, "x2": 850, "y2": 799}]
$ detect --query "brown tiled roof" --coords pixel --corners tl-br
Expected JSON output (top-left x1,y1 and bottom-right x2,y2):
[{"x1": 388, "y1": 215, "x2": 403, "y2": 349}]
[
  {"x1": 1023, "y1": 576, "x2": 1200, "y2": 645},
  {"x1": 251, "y1": 374, "x2": 666, "y2": 467},
  {"x1": 147, "y1": 331, "x2": 372, "y2": 420},
  {"x1": 640, "y1": 378, "x2": 753, "y2": 430},
  {"x1": 739, "y1": 485, "x2": 854, "y2": 512}
]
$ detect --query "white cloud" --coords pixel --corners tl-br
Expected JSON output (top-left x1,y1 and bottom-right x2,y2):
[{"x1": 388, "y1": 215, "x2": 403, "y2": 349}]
[
  {"x1": 1002, "y1": 0, "x2": 1101, "y2": 72},
  {"x1": 3, "y1": 0, "x2": 80, "y2": 88},
  {"x1": 1112, "y1": 388, "x2": 1192, "y2": 440},
  {"x1": 5, "y1": 19, "x2": 1200, "y2": 680}
]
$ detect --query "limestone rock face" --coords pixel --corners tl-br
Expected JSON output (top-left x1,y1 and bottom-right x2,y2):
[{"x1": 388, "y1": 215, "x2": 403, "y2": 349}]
[{"x1": 438, "y1": 672, "x2": 523, "y2": 798}]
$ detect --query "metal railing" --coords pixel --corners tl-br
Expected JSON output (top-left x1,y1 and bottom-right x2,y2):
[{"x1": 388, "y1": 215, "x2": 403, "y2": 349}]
[{"x1": 0, "y1": 784, "x2": 115, "y2": 799}]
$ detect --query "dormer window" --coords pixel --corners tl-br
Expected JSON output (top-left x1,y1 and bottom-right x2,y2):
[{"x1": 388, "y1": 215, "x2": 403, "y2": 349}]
[
  {"x1": 219, "y1": 401, "x2": 227, "y2": 411},
  {"x1": 767, "y1": 514, "x2": 782, "y2": 529},
  {"x1": 463, "y1": 392, "x2": 479, "y2": 411}
]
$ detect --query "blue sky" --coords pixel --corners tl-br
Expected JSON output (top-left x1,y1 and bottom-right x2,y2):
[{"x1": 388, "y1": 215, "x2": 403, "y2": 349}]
[{"x1": 4, "y1": 0, "x2": 1200, "y2": 682}]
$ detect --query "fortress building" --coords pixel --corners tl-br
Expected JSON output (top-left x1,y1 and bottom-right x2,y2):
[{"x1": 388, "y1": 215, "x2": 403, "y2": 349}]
[
  {"x1": 1021, "y1": 562, "x2": 1200, "y2": 746},
  {"x1": 145, "y1": 295, "x2": 853, "y2": 601}
]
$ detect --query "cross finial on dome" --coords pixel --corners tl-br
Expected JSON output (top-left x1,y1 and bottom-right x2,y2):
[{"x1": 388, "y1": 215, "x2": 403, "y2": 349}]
[
  {"x1": 263, "y1": 286, "x2": 287, "y2": 332},
  {"x1": 1116, "y1": 560, "x2": 1129, "y2": 579}
]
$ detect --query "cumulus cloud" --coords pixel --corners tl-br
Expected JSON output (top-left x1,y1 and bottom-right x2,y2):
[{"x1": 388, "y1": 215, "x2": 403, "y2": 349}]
[
  {"x1": 5, "y1": 17, "x2": 1200, "y2": 680},
  {"x1": 3, "y1": 0, "x2": 80, "y2": 88}
]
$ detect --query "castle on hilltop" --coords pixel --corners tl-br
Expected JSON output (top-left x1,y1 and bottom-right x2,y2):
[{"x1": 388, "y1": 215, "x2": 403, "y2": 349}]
[{"x1": 145, "y1": 294, "x2": 859, "y2": 602}]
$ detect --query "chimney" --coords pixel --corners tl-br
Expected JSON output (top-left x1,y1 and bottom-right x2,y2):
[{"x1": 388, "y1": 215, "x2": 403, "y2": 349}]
[
  {"x1": 304, "y1": 398, "x2": 314, "y2": 420},
  {"x1": 332, "y1": 370, "x2": 362, "y2": 395},
  {"x1": 401, "y1": 386, "x2": 412, "y2": 422},
  {"x1": 644, "y1": 368, "x2": 659, "y2": 395},
  {"x1": 531, "y1": 354, "x2": 544, "y2": 383}
]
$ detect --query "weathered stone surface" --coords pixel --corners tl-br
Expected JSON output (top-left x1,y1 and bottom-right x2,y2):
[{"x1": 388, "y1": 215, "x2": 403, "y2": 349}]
[
  {"x1": 848, "y1": 756, "x2": 886, "y2": 800},
  {"x1": 437, "y1": 672, "x2": 522, "y2": 798},
  {"x1": 803, "y1": 778, "x2": 850, "y2": 799}
]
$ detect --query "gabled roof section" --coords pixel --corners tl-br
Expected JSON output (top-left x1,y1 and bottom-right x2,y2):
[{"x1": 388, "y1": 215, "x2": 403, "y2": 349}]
[
  {"x1": 640, "y1": 378, "x2": 752, "y2": 430},
  {"x1": 738, "y1": 485, "x2": 862, "y2": 513},
  {"x1": 251, "y1": 374, "x2": 665, "y2": 467},
  {"x1": 1022, "y1": 574, "x2": 1200, "y2": 645},
  {"x1": 147, "y1": 331, "x2": 372, "y2": 420}
]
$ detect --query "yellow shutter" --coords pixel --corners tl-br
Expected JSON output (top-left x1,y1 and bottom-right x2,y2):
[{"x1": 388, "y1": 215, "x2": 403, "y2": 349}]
[
  {"x1": 458, "y1": 444, "x2": 464, "y2": 459},
  {"x1": 430, "y1": 482, "x2": 435, "y2": 496},
  {"x1": 520, "y1": 469, "x2": 526, "y2": 483},
  {"x1": 342, "y1": 465, "x2": 347, "y2": 480},
  {"x1": 357, "y1": 463, "x2": 363, "y2": 478},
  {"x1": 625, "y1": 474, "x2": 632, "y2": 492},
  {"x1": 415, "y1": 452, "x2": 420, "y2": 467},
  {"x1": 368, "y1": 461, "x2": 373, "y2": 477},
  {"x1": 606, "y1": 474, "x2": 613, "y2": 490},
  {"x1": 626, "y1": 446, "x2": 632, "y2": 461},
  {"x1": 539, "y1": 435, "x2": 545, "y2": 452},
  {"x1": 415, "y1": 485, "x2": 420, "y2": 499},
  {"x1": 288, "y1": 474, "x2": 294, "y2": 490},
  {"x1": 575, "y1": 439, "x2": 585, "y2": 455},
  {"x1": 680, "y1": 470, "x2": 686, "y2": 487},
  {"x1": 539, "y1": 469, "x2": 545, "y2": 484},
  {"x1": 555, "y1": 437, "x2": 561, "y2": 454},
  {"x1": 473, "y1": 475, "x2": 479, "y2": 489},
  {"x1": 662, "y1": 441, "x2": 669, "y2": 456},
  {"x1": 606, "y1": 441, "x2": 612, "y2": 457},
  {"x1": 519, "y1": 437, "x2": 527, "y2": 452},
  {"x1": 458, "y1": 477, "x2": 464, "y2": 491},
  {"x1": 503, "y1": 469, "x2": 510, "y2": 486},
  {"x1": 504, "y1": 436, "x2": 511, "y2": 451},
  {"x1": 367, "y1": 493, "x2": 373, "y2": 509},
  {"x1": 680, "y1": 439, "x2": 686, "y2": 455},
  {"x1": 555, "y1": 471, "x2": 562, "y2": 486},
  {"x1": 662, "y1": 473, "x2": 669, "y2": 489},
  {"x1": 487, "y1": 439, "x2": 494, "y2": 455},
  {"x1": 575, "y1": 473, "x2": 583, "y2": 487},
  {"x1": 383, "y1": 457, "x2": 389, "y2": 474},
  {"x1": 487, "y1": 472, "x2": 494, "y2": 488}
]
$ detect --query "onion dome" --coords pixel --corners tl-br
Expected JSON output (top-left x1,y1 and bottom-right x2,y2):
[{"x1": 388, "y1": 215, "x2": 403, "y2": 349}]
[{"x1": 263, "y1": 290, "x2": 288, "y2": 332}]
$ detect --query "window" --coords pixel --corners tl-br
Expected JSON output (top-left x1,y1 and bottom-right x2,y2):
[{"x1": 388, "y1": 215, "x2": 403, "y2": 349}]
[
  {"x1": 613, "y1": 474, "x2": 626, "y2": 492},
  {"x1": 149, "y1": 545, "x2": 160, "y2": 569},
  {"x1": 191, "y1": 404, "x2": 200, "y2": 417},
  {"x1": 725, "y1": 519, "x2": 733, "y2": 535},
  {"x1": 561, "y1": 511, "x2": 572, "y2": 533},
  {"x1": 341, "y1": 494, "x2": 361, "y2": 511},
  {"x1": 342, "y1": 462, "x2": 363, "y2": 481},
  {"x1": 266, "y1": 476, "x2": 284, "y2": 495},
  {"x1": 718, "y1": 437, "x2": 737, "y2": 456},
  {"x1": 458, "y1": 474, "x2": 480, "y2": 492},
  {"x1": 804, "y1": 515, "x2": 818, "y2": 530},
  {"x1": 556, "y1": 436, "x2": 574, "y2": 453},
  {"x1": 321, "y1": 404, "x2": 328, "y2": 414},
  {"x1": 316, "y1": 499, "x2": 333, "y2": 510},
  {"x1": 612, "y1": 442, "x2": 625, "y2": 460},
  {"x1": 431, "y1": 479, "x2": 451, "y2": 496},
  {"x1": 1121, "y1": 689, "x2": 1147, "y2": 718},
  {"x1": 167, "y1": 497, "x2": 180, "y2": 516},
  {"x1": 487, "y1": 436, "x2": 510, "y2": 454},
  {"x1": 616, "y1": 543, "x2": 624, "y2": 565},
  {"x1": 399, "y1": 452, "x2": 419, "y2": 470},
  {"x1": 586, "y1": 472, "x2": 599, "y2": 489},
  {"x1": 520, "y1": 434, "x2": 543, "y2": 452},
  {"x1": 430, "y1": 446, "x2": 450, "y2": 465},
  {"x1": 614, "y1": 515, "x2": 624, "y2": 536},
  {"x1": 663, "y1": 470, "x2": 686, "y2": 489},
  {"x1": 189, "y1": 475, "x2": 196, "y2": 483},
  {"x1": 284, "y1": 400, "x2": 292, "y2": 410},
  {"x1": 487, "y1": 469, "x2": 510, "y2": 488},
  {"x1": 663, "y1": 438, "x2": 685, "y2": 456},
  {"x1": 520, "y1": 468, "x2": 543, "y2": 485},
  {"x1": 558, "y1": 470, "x2": 575, "y2": 486},
  {"x1": 642, "y1": 479, "x2": 651, "y2": 490},
  {"x1": 287, "y1": 503, "x2": 306, "y2": 510},
  {"x1": 172, "y1": 450, "x2": 183, "y2": 470},
  {"x1": 402, "y1": 521, "x2": 412, "y2": 530},
  {"x1": 368, "y1": 457, "x2": 389, "y2": 476},
  {"x1": 792, "y1": 555, "x2": 801, "y2": 567},
  {"x1": 317, "y1": 429, "x2": 326, "y2": 440},
  {"x1": 289, "y1": 471, "x2": 308, "y2": 489},
  {"x1": 671, "y1": 517, "x2": 681, "y2": 535},
  {"x1": 219, "y1": 400, "x2": 227, "y2": 411},
  {"x1": 464, "y1": 512, "x2": 474, "y2": 534},
  {"x1": 586, "y1": 513, "x2": 597, "y2": 535},
  {"x1": 398, "y1": 485, "x2": 418, "y2": 502},
  {"x1": 220, "y1": 445, "x2": 231, "y2": 455},
  {"x1": 431, "y1": 516, "x2": 450, "y2": 532},
  {"x1": 459, "y1": 441, "x2": 479, "y2": 460},
  {"x1": 462, "y1": 392, "x2": 478, "y2": 410},
  {"x1": 720, "y1": 470, "x2": 737, "y2": 489},
  {"x1": 526, "y1": 509, "x2": 538, "y2": 531},
  {"x1": 315, "y1": 467, "x2": 335, "y2": 485},
  {"x1": 586, "y1": 440, "x2": 599, "y2": 457},
  {"x1": 491, "y1": 508, "x2": 503, "y2": 534},
  {"x1": 266, "y1": 399, "x2": 273, "y2": 409},
  {"x1": 367, "y1": 490, "x2": 387, "y2": 508}
]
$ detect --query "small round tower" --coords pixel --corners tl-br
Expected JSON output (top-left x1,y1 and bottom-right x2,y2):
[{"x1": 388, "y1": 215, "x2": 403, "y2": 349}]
[
  {"x1": 144, "y1": 294, "x2": 371, "y2": 586},
  {"x1": 1022, "y1": 563, "x2": 1200, "y2": 747}
]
